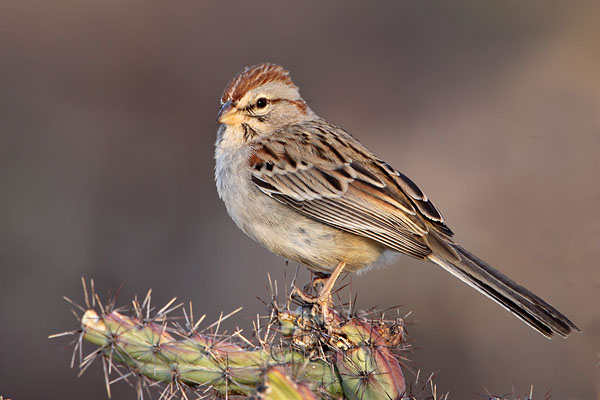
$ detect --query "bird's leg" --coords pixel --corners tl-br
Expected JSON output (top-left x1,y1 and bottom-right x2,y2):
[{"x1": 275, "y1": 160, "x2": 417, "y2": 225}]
[
  {"x1": 292, "y1": 262, "x2": 346, "y2": 326},
  {"x1": 317, "y1": 261, "x2": 346, "y2": 324},
  {"x1": 294, "y1": 272, "x2": 332, "y2": 301},
  {"x1": 304, "y1": 272, "x2": 330, "y2": 294}
]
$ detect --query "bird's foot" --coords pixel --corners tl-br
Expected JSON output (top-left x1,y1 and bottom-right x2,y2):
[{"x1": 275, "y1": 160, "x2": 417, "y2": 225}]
[
  {"x1": 304, "y1": 275, "x2": 329, "y2": 292},
  {"x1": 291, "y1": 286, "x2": 336, "y2": 328},
  {"x1": 291, "y1": 262, "x2": 346, "y2": 329}
]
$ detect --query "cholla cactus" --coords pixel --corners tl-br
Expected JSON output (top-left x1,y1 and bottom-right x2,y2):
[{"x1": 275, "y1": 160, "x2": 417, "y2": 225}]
[
  {"x1": 53, "y1": 278, "x2": 425, "y2": 399},
  {"x1": 53, "y1": 279, "x2": 550, "y2": 400}
]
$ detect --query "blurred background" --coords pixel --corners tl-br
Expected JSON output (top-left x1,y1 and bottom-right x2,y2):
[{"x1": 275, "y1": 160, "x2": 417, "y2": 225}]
[{"x1": 1, "y1": 1, "x2": 599, "y2": 398}]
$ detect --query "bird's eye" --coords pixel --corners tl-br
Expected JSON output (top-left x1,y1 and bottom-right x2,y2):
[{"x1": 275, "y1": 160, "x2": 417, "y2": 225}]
[{"x1": 255, "y1": 98, "x2": 268, "y2": 109}]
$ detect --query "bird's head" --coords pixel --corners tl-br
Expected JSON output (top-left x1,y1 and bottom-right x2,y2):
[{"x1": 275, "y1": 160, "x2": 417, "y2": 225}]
[{"x1": 216, "y1": 63, "x2": 312, "y2": 146}]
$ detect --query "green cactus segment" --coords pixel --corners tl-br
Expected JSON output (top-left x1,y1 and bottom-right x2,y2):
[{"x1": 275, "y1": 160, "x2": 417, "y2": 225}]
[
  {"x1": 336, "y1": 319, "x2": 406, "y2": 399},
  {"x1": 81, "y1": 309, "x2": 342, "y2": 396},
  {"x1": 80, "y1": 301, "x2": 406, "y2": 399},
  {"x1": 260, "y1": 367, "x2": 318, "y2": 400}
]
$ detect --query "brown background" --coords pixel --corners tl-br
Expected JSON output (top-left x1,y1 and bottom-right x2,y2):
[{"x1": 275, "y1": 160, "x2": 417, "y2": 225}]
[{"x1": 1, "y1": 1, "x2": 599, "y2": 399}]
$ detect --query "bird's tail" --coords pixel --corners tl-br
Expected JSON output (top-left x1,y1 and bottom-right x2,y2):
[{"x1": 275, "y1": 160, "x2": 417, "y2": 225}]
[{"x1": 427, "y1": 238, "x2": 579, "y2": 338}]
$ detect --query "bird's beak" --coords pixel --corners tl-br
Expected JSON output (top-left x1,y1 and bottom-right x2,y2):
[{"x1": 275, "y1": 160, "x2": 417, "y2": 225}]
[{"x1": 217, "y1": 101, "x2": 244, "y2": 125}]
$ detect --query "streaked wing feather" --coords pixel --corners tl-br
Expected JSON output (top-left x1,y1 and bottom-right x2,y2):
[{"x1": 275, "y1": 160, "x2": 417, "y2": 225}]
[
  {"x1": 277, "y1": 195, "x2": 429, "y2": 258},
  {"x1": 249, "y1": 120, "x2": 453, "y2": 259},
  {"x1": 375, "y1": 159, "x2": 453, "y2": 235}
]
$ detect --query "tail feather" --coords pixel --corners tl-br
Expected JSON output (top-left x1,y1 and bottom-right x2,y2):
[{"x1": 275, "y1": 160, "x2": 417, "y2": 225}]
[{"x1": 428, "y1": 243, "x2": 579, "y2": 338}]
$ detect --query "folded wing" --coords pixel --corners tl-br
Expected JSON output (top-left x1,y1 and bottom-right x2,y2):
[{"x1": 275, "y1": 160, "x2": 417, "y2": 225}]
[{"x1": 248, "y1": 120, "x2": 453, "y2": 259}]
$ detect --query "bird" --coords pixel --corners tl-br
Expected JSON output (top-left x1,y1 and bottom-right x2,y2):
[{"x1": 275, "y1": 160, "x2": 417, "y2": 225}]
[{"x1": 214, "y1": 62, "x2": 579, "y2": 338}]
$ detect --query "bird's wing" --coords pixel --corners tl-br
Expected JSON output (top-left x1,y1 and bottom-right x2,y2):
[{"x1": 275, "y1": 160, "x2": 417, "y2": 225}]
[{"x1": 249, "y1": 120, "x2": 453, "y2": 259}]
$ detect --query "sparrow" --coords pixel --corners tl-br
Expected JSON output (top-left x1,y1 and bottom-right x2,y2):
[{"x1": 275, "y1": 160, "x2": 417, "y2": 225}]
[{"x1": 214, "y1": 62, "x2": 578, "y2": 338}]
